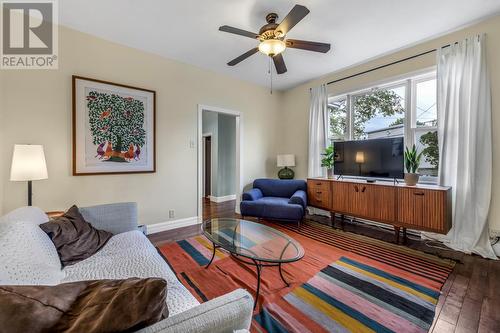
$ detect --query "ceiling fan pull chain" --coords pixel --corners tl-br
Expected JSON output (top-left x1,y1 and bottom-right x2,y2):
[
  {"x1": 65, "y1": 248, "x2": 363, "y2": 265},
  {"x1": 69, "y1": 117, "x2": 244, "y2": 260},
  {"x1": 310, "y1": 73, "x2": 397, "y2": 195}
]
[
  {"x1": 268, "y1": 56, "x2": 273, "y2": 94},
  {"x1": 271, "y1": 57, "x2": 273, "y2": 94}
]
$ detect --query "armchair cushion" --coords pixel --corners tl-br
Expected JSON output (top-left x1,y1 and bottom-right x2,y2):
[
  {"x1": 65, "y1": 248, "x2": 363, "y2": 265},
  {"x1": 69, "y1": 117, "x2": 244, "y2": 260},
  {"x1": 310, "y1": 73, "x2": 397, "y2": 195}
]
[
  {"x1": 289, "y1": 190, "x2": 307, "y2": 209},
  {"x1": 241, "y1": 188, "x2": 263, "y2": 201}
]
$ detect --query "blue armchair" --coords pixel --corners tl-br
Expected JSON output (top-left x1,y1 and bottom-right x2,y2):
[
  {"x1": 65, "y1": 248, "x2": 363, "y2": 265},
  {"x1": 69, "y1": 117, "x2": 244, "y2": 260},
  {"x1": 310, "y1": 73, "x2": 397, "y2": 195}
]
[{"x1": 240, "y1": 178, "x2": 307, "y2": 226}]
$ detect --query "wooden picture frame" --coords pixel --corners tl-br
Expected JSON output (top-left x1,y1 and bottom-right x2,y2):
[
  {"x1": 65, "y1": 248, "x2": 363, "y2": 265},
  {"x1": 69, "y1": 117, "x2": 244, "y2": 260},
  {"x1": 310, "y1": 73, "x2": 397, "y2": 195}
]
[{"x1": 72, "y1": 75, "x2": 156, "y2": 175}]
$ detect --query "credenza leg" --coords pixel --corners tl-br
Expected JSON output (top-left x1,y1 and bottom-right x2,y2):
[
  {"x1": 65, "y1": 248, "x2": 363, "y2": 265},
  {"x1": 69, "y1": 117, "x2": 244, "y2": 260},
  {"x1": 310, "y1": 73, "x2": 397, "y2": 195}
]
[
  {"x1": 394, "y1": 226, "x2": 401, "y2": 244},
  {"x1": 330, "y1": 212, "x2": 335, "y2": 228},
  {"x1": 341, "y1": 214, "x2": 345, "y2": 231},
  {"x1": 402, "y1": 227, "x2": 407, "y2": 244}
]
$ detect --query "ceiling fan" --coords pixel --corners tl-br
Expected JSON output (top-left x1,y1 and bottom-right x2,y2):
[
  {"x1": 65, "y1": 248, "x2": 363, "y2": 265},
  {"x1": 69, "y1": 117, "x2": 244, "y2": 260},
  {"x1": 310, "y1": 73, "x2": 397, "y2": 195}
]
[{"x1": 219, "y1": 4, "x2": 330, "y2": 74}]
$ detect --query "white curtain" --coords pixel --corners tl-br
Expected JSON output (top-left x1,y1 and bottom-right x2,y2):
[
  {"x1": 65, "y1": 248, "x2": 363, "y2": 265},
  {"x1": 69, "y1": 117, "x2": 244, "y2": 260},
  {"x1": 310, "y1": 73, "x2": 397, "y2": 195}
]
[
  {"x1": 436, "y1": 34, "x2": 496, "y2": 259},
  {"x1": 308, "y1": 85, "x2": 329, "y2": 178}
]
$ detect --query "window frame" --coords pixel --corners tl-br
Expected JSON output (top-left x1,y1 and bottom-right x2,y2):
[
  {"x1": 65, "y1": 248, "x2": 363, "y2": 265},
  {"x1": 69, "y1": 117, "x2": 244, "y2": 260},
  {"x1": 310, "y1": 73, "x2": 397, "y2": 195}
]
[{"x1": 327, "y1": 70, "x2": 438, "y2": 183}]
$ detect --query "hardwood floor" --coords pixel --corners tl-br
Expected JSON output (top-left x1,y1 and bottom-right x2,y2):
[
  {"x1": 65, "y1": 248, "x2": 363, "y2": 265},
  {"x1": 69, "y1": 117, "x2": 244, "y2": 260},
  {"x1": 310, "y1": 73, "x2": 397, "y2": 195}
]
[{"x1": 148, "y1": 199, "x2": 500, "y2": 333}]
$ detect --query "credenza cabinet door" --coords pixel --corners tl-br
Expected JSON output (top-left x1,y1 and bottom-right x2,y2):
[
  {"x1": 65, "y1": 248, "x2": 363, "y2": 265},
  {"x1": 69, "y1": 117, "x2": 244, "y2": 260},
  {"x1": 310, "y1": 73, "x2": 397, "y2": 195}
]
[
  {"x1": 348, "y1": 184, "x2": 395, "y2": 222},
  {"x1": 348, "y1": 183, "x2": 369, "y2": 217},
  {"x1": 365, "y1": 185, "x2": 396, "y2": 222},
  {"x1": 396, "y1": 188, "x2": 450, "y2": 233},
  {"x1": 331, "y1": 182, "x2": 351, "y2": 212}
]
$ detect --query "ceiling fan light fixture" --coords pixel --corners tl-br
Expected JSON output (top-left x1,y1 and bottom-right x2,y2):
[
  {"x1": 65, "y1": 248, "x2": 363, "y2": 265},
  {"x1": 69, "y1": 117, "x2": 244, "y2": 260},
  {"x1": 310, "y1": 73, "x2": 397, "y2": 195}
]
[{"x1": 258, "y1": 39, "x2": 286, "y2": 56}]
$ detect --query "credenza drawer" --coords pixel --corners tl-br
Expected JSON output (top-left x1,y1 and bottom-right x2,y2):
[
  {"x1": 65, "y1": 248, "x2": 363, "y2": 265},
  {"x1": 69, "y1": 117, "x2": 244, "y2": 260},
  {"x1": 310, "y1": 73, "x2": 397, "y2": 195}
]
[
  {"x1": 308, "y1": 187, "x2": 331, "y2": 210},
  {"x1": 308, "y1": 179, "x2": 330, "y2": 191}
]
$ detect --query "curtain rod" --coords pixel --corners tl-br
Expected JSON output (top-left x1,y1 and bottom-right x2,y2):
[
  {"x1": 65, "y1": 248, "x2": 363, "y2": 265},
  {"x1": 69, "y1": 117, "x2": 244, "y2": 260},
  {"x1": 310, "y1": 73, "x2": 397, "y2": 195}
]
[{"x1": 323, "y1": 43, "x2": 453, "y2": 87}]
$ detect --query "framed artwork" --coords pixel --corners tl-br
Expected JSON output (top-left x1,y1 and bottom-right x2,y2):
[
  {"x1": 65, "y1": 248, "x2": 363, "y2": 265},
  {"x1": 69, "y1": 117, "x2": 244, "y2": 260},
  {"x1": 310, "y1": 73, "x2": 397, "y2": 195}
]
[{"x1": 72, "y1": 76, "x2": 156, "y2": 175}]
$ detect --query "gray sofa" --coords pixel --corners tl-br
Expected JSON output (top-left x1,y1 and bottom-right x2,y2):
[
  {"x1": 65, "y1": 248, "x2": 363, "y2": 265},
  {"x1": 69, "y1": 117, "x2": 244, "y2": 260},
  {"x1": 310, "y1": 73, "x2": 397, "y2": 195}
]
[{"x1": 0, "y1": 203, "x2": 253, "y2": 333}]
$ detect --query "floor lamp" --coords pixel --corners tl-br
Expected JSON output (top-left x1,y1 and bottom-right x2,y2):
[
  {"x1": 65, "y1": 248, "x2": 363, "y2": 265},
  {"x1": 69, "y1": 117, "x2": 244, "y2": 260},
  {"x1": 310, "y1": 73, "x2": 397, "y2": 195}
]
[{"x1": 10, "y1": 144, "x2": 48, "y2": 206}]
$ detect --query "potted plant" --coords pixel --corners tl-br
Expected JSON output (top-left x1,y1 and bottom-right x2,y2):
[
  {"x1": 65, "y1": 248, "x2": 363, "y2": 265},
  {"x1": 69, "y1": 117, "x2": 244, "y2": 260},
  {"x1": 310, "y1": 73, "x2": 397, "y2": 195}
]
[
  {"x1": 404, "y1": 144, "x2": 423, "y2": 186},
  {"x1": 321, "y1": 146, "x2": 335, "y2": 179}
]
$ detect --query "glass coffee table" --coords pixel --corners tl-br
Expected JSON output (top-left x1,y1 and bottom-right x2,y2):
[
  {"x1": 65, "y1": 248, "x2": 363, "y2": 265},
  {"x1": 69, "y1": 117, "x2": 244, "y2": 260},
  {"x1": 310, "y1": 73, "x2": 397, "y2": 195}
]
[{"x1": 202, "y1": 218, "x2": 305, "y2": 308}]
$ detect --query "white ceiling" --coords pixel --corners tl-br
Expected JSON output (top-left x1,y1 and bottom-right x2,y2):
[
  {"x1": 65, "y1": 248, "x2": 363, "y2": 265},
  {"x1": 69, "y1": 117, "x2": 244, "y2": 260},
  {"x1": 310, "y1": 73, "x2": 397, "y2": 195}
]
[{"x1": 60, "y1": 0, "x2": 500, "y2": 90}]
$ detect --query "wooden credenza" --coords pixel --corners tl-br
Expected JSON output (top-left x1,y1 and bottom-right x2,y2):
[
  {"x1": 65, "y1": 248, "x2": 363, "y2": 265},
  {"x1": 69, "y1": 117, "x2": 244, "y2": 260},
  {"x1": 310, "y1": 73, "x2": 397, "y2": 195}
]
[{"x1": 307, "y1": 178, "x2": 451, "y2": 242}]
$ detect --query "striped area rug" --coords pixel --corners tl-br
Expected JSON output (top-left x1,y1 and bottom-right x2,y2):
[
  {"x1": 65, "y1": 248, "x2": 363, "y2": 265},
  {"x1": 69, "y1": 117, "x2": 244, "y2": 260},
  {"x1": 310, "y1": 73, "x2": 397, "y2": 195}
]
[
  {"x1": 157, "y1": 220, "x2": 454, "y2": 333},
  {"x1": 278, "y1": 222, "x2": 452, "y2": 286}
]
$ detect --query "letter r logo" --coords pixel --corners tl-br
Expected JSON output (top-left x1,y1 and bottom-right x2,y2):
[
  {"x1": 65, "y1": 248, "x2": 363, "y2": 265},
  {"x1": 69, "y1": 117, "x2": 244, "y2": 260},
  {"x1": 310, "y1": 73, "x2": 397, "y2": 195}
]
[{"x1": 2, "y1": 2, "x2": 53, "y2": 54}]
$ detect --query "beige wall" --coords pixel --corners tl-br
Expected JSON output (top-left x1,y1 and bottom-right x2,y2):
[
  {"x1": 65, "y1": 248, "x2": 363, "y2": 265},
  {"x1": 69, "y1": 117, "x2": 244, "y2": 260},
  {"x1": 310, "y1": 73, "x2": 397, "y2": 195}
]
[
  {"x1": 278, "y1": 14, "x2": 500, "y2": 232},
  {"x1": 0, "y1": 26, "x2": 282, "y2": 224}
]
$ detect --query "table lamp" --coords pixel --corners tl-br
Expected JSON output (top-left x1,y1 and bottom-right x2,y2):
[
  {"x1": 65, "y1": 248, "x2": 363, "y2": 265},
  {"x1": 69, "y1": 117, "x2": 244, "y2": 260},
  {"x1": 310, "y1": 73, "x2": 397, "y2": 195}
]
[
  {"x1": 277, "y1": 154, "x2": 295, "y2": 179},
  {"x1": 355, "y1": 151, "x2": 365, "y2": 176},
  {"x1": 10, "y1": 144, "x2": 48, "y2": 206}
]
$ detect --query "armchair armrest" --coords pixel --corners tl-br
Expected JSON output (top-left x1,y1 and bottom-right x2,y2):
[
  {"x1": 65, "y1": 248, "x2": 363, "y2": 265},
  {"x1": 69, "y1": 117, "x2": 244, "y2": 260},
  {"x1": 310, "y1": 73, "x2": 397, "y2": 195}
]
[
  {"x1": 136, "y1": 289, "x2": 253, "y2": 333},
  {"x1": 242, "y1": 188, "x2": 263, "y2": 201},
  {"x1": 289, "y1": 190, "x2": 307, "y2": 209}
]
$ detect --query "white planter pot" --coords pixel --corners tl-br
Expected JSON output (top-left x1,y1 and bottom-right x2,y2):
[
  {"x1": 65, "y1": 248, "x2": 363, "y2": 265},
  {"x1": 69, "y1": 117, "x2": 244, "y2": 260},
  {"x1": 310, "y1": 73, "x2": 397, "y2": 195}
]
[{"x1": 404, "y1": 173, "x2": 420, "y2": 186}]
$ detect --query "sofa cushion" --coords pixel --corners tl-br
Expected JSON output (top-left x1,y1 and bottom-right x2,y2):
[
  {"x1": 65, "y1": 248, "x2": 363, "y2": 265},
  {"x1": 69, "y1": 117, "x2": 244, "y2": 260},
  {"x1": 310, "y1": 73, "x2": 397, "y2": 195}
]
[
  {"x1": 253, "y1": 178, "x2": 307, "y2": 198},
  {"x1": 0, "y1": 277, "x2": 168, "y2": 333},
  {"x1": 0, "y1": 217, "x2": 63, "y2": 285},
  {"x1": 62, "y1": 230, "x2": 200, "y2": 316},
  {"x1": 40, "y1": 205, "x2": 113, "y2": 267}
]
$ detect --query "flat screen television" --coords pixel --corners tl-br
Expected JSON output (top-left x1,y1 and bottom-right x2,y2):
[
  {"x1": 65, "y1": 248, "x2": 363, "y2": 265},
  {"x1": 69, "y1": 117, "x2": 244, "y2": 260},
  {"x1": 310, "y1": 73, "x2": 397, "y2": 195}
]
[{"x1": 333, "y1": 138, "x2": 404, "y2": 179}]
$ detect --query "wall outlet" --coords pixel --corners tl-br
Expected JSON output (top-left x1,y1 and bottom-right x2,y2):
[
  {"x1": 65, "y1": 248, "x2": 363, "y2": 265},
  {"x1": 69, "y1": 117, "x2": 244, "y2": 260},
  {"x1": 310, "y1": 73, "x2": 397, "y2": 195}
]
[{"x1": 169, "y1": 210, "x2": 175, "y2": 219}]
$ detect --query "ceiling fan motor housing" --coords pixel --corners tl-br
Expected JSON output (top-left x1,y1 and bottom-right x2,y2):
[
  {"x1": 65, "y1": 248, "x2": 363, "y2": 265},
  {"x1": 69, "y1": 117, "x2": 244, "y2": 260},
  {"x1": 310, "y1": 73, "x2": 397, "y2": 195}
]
[{"x1": 259, "y1": 13, "x2": 282, "y2": 40}]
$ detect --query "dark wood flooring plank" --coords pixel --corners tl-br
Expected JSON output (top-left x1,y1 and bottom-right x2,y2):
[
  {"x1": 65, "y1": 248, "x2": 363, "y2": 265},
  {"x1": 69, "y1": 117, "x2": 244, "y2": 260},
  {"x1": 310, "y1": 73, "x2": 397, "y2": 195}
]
[
  {"x1": 432, "y1": 318, "x2": 456, "y2": 333},
  {"x1": 455, "y1": 297, "x2": 482, "y2": 333}
]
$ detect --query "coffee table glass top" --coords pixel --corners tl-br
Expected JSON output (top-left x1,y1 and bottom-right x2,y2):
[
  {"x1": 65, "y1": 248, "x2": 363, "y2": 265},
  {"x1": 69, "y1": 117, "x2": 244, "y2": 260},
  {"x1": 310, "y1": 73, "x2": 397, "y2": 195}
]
[{"x1": 202, "y1": 218, "x2": 304, "y2": 263}]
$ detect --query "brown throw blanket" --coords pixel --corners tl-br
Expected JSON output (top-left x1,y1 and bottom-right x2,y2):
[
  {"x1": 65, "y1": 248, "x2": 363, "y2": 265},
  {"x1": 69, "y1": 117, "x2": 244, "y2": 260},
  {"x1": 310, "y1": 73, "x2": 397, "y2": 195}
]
[{"x1": 0, "y1": 278, "x2": 168, "y2": 333}]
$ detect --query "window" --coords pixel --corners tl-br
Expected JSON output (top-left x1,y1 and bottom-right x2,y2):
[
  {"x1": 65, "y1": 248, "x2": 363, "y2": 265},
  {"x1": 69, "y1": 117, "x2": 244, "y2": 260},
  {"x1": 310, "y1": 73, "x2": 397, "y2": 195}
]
[
  {"x1": 328, "y1": 97, "x2": 347, "y2": 141},
  {"x1": 413, "y1": 77, "x2": 438, "y2": 177},
  {"x1": 327, "y1": 71, "x2": 439, "y2": 181}
]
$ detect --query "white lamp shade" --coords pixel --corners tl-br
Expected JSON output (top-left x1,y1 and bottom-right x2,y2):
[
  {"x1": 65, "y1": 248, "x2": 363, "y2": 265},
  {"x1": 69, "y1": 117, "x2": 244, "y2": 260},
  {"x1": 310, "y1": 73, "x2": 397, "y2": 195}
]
[
  {"x1": 10, "y1": 145, "x2": 48, "y2": 181},
  {"x1": 355, "y1": 151, "x2": 365, "y2": 164},
  {"x1": 277, "y1": 154, "x2": 295, "y2": 167}
]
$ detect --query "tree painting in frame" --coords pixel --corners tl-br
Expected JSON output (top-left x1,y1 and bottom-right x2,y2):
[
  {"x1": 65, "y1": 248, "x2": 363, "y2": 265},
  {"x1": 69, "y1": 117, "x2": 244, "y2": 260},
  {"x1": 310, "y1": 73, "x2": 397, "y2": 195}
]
[{"x1": 73, "y1": 76, "x2": 156, "y2": 175}]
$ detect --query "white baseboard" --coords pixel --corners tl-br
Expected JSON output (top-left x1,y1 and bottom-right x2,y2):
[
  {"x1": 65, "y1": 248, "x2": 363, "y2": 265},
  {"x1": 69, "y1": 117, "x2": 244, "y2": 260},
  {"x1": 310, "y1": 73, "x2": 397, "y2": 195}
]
[
  {"x1": 209, "y1": 194, "x2": 236, "y2": 203},
  {"x1": 146, "y1": 216, "x2": 200, "y2": 235}
]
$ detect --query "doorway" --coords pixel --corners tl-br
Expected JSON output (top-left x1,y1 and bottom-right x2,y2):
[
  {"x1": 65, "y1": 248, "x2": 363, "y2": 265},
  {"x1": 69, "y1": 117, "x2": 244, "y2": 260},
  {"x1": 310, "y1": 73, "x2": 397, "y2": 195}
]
[{"x1": 198, "y1": 105, "x2": 242, "y2": 220}]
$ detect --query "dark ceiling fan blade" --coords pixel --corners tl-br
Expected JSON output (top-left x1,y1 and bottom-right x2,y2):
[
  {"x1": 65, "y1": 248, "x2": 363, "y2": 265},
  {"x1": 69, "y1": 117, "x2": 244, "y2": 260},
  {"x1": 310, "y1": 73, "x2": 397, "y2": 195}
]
[
  {"x1": 275, "y1": 5, "x2": 310, "y2": 36},
  {"x1": 273, "y1": 54, "x2": 287, "y2": 74},
  {"x1": 227, "y1": 48, "x2": 259, "y2": 66},
  {"x1": 219, "y1": 25, "x2": 260, "y2": 39},
  {"x1": 286, "y1": 39, "x2": 331, "y2": 53}
]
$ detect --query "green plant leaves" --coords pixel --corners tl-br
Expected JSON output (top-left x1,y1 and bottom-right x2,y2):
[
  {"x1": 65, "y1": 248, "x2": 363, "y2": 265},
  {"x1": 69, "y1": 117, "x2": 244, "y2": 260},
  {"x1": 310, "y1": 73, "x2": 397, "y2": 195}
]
[
  {"x1": 321, "y1": 145, "x2": 334, "y2": 169},
  {"x1": 404, "y1": 144, "x2": 423, "y2": 173}
]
